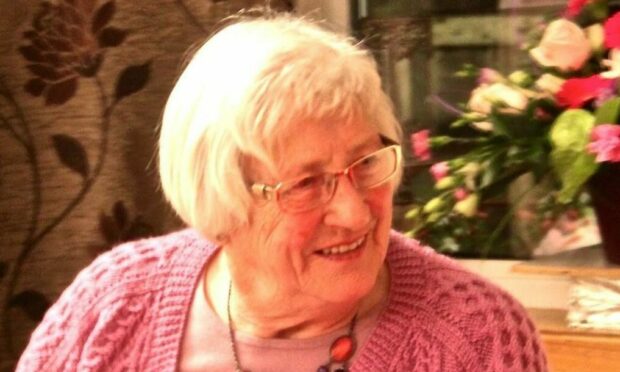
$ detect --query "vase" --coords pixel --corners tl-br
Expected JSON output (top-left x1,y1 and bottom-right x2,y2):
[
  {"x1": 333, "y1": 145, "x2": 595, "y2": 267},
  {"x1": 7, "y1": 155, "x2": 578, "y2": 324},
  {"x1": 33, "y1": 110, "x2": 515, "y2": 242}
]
[{"x1": 588, "y1": 162, "x2": 620, "y2": 265}]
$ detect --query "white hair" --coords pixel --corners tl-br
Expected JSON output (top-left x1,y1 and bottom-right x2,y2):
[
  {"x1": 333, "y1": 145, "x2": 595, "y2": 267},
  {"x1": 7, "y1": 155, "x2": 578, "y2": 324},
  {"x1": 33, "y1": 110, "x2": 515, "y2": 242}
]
[{"x1": 159, "y1": 14, "x2": 402, "y2": 240}]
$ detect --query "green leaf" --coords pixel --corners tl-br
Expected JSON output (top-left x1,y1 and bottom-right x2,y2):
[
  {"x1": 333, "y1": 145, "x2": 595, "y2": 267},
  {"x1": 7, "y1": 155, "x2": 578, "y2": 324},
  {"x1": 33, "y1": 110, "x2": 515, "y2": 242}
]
[
  {"x1": 450, "y1": 118, "x2": 469, "y2": 128},
  {"x1": 586, "y1": 1, "x2": 608, "y2": 22},
  {"x1": 489, "y1": 116, "x2": 510, "y2": 137},
  {"x1": 489, "y1": 104, "x2": 547, "y2": 139},
  {"x1": 479, "y1": 154, "x2": 503, "y2": 188},
  {"x1": 549, "y1": 109, "x2": 599, "y2": 203},
  {"x1": 594, "y1": 97, "x2": 620, "y2": 124}
]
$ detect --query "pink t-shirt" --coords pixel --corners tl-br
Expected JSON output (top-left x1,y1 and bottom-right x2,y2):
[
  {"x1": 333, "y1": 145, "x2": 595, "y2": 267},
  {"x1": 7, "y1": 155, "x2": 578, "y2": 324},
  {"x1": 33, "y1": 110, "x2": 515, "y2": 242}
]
[{"x1": 179, "y1": 267, "x2": 386, "y2": 372}]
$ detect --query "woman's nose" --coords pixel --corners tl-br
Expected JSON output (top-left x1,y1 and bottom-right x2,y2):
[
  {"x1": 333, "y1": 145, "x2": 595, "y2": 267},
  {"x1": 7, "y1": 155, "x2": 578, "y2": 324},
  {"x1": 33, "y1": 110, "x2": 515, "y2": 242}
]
[{"x1": 322, "y1": 174, "x2": 371, "y2": 228}]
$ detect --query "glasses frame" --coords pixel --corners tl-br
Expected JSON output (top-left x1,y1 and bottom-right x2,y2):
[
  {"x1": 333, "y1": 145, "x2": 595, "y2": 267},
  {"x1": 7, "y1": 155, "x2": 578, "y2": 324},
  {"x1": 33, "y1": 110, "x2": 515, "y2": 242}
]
[{"x1": 250, "y1": 144, "x2": 402, "y2": 212}]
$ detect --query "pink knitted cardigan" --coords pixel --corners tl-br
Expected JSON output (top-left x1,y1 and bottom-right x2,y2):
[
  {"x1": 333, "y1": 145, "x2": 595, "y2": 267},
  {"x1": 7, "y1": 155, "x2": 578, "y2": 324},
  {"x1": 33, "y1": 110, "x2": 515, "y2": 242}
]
[{"x1": 17, "y1": 229, "x2": 547, "y2": 371}]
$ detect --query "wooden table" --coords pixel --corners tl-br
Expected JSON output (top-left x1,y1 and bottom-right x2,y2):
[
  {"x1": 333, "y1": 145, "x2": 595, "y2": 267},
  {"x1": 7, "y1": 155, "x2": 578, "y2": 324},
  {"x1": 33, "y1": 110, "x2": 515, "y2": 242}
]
[
  {"x1": 515, "y1": 247, "x2": 620, "y2": 372},
  {"x1": 527, "y1": 308, "x2": 620, "y2": 372}
]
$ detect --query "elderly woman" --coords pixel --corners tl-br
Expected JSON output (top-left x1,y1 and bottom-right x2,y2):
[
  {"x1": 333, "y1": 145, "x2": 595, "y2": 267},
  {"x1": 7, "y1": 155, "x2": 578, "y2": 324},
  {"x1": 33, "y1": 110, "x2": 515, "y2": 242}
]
[{"x1": 17, "y1": 13, "x2": 547, "y2": 372}]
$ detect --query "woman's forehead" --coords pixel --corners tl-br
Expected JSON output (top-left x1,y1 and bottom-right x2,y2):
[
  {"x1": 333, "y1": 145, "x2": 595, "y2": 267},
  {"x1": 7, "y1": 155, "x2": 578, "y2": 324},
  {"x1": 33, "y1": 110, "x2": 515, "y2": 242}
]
[{"x1": 256, "y1": 120, "x2": 383, "y2": 180}]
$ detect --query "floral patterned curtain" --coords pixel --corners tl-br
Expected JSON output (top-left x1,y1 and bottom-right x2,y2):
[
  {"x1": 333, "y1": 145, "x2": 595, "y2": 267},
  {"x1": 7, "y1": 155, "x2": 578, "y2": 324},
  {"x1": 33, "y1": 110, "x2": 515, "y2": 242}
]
[{"x1": 0, "y1": 0, "x2": 292, "y2": 369}]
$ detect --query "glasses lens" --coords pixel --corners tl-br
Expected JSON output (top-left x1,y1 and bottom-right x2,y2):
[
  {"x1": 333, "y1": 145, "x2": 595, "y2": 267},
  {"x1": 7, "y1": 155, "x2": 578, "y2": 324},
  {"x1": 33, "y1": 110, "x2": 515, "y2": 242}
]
[
  {"x1": 350, "y1": 146, "x2": 398, "y2": 189},
  {"x1": 278, "y1": 174, "x2": 333, "y2": 212},
  {"x1": 276, "y1": 146, "x2": 399, "y2": 212}
]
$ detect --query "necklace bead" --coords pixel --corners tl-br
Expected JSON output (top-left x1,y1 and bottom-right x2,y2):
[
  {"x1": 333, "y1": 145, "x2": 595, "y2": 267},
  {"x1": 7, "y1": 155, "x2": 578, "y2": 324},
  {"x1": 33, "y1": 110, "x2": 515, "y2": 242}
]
[{"x1": 330, "y1": 335, "x2": 356, "y2": 362}]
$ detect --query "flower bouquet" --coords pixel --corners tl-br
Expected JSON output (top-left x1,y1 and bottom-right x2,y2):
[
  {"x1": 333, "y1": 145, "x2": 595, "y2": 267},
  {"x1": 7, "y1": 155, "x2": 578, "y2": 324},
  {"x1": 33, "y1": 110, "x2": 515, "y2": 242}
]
[{"x1": 407, "y1": 0, "x2": 620, "y2": 260}]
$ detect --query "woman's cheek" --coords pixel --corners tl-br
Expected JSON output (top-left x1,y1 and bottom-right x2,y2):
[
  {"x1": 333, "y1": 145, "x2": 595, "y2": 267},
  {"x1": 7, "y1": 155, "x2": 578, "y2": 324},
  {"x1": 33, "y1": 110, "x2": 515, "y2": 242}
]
[
  {"x1": 286, "y1": 211, "x2": 325, "y2": 246},
  {"x1": 365, "y1": 184, "x2": 394, "y2": 233}
]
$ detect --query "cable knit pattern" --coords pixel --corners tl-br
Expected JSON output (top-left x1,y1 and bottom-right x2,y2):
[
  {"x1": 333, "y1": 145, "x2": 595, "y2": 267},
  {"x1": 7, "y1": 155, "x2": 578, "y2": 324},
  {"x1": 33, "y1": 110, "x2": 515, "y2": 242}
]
[{"x1": 16, "y1": 229, "x2": 547, "y2": 372}]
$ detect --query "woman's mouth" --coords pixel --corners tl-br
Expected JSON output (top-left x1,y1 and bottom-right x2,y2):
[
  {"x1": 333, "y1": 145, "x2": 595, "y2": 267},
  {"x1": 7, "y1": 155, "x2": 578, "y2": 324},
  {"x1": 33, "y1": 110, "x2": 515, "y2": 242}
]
[{"x1": 316, "y1": 235, "x2": 366, "y2": 256}]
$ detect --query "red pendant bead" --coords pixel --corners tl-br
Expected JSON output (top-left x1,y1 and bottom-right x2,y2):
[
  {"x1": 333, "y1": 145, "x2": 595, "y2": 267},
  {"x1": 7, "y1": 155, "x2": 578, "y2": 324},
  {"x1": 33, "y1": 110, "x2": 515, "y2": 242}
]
[{"x1": 329, "y1": 335, "x2": 356, "y2": 363}]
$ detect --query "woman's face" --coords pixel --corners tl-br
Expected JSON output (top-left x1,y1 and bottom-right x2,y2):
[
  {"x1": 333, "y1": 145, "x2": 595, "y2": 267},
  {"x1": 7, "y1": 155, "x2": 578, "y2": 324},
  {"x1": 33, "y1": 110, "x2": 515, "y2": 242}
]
[{"x1": 225, "y1": 117, "x2": 396, "y2": 308}]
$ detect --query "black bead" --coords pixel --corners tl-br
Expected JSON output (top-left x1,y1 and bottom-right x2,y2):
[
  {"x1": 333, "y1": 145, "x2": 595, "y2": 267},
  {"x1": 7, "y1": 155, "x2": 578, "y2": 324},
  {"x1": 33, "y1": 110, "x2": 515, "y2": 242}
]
[{"x1": 335, "y1": 368, "x2": 347, "y2": 372}]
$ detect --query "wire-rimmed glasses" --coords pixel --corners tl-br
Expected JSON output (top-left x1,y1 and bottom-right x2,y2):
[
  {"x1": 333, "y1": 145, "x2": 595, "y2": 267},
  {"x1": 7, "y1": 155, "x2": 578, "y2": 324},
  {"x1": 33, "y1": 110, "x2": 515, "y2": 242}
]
[{"x1": 250, "y1": 145, "x2": 402, "y2": 213}]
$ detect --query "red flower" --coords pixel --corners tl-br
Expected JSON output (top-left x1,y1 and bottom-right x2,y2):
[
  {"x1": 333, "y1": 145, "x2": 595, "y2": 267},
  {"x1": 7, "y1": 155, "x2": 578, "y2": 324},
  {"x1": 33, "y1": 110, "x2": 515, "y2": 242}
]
[
  {"x1": 411, "y1": 130, "x2": 431, "y2": 161},
  {"x1": 564, "y1": 0, "x2": 589, "y2": 18},
  {"x1": 604, "y1": 12, "x2": 620, "y2": 48},
  {"x1": 555, "y1": 75, "x2": 615, "y2": 108},
  {"x1": 588, "y1": 124, "x2": 620, "y2": 162}
]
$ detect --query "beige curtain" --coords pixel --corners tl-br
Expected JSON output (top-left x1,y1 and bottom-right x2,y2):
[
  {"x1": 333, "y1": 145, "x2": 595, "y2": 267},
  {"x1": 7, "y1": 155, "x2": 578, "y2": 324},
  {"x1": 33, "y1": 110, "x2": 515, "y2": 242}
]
[{"x1": 0, "y1": 0, "x2": 292, "y2": 369}]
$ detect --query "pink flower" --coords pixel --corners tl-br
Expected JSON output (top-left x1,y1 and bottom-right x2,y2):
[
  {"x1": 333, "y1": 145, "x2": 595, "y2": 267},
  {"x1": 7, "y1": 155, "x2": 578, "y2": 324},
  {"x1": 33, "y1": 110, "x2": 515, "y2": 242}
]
[
  {"x1": 478, "y1": 68, "x2": 503, "y2": 84},
  {"x1": 411, "y1": 130, "x2": 431, "y2": 161},
  {"x1": 454, "y1": 187, "x2": 469, "y2": 201},
  {"x1": 588, "y1": 124, "x2": 620, "y2": 162},
  {"x1": 429, "y1": 161, "x2": 450, "y2": 181},
  {"x1": 555, "y1": 75, "x2": 615, "y2": 108},
  {"x1": 534, "y1": 107, "x2": 553, "y2": 121},
  {"x1": 604, "y1": 12, "x2": 620, "y2": 48},
  {"x1": 564, "y1": 0, "x2": 589, "y2": 18},
  {"x1": 530, "y1": 19, "x2": 591, "y2": 72}
]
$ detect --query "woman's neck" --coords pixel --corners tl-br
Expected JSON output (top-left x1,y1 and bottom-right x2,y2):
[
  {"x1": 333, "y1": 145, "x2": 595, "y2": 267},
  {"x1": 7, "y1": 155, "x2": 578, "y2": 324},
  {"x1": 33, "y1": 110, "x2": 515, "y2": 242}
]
[{"x1": 203, "y1": 248, "x2": 390, "y2": 339}]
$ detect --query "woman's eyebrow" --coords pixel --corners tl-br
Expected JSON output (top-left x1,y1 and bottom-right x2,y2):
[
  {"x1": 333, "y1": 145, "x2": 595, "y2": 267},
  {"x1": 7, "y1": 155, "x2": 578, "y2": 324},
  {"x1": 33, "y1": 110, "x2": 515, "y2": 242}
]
[
  {"x1": 286, "y1": 138, "x2": 381, "y2": 176},
  {"x1": 284, "y1": 159, "x2": 328, "y2": 178},
  {"x1": 349, "y1": 135, "x2": 384, "y2": 157}
]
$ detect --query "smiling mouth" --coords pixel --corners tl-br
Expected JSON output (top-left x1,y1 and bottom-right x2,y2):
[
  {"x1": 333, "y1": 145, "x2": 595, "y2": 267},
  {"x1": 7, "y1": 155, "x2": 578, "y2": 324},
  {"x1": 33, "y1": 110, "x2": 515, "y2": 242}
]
[{"x1": 316, "y1": 235, "x2": 366, "y2": 256}]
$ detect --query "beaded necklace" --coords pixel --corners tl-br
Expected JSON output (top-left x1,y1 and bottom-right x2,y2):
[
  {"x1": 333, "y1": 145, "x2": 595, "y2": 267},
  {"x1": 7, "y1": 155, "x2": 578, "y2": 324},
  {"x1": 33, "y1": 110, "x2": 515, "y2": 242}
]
[{"x1": 226, "y1": 281, "x2": 358, "y2": 372}]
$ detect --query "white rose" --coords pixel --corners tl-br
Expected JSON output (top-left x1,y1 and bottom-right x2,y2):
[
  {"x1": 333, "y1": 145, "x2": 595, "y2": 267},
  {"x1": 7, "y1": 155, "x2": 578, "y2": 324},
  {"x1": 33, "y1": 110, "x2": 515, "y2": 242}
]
[
  {"x1": 530, "y1": 19, "x2": 592, "y2": 72},
  {"x1": 468, "y1": 85, "x2": 494, "y2": 114},
  {"x1": 486, "y1": 83, "x2": 529, "y2": 112},
  {"x1": 535, "y1": 73, "x2": 566, "y2": 95},
  {"x1": 471, "y1": 121, "x2": 494, "y2": 132},
  {"x1": 468, "y1": 83, "x2": 528, "y2": 114}
]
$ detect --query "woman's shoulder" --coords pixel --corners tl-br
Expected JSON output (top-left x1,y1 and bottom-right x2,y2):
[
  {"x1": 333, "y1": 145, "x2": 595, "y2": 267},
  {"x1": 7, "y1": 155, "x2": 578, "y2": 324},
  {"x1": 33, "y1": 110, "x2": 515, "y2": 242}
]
[
  {"x1": 388, "y1": 230, "x2": 507, "y2": 295},
  {"x1": 66, "y1": 228, "x2": 212, "y2": 299},
  {"x1": 57, "y1": 227, "x2": 216, "y2": 327},
  {"x1": 382, "y1": 230, "x2": 548, "y2": 371},
  {"x1": 387, "y1": 229, "x2": 475, "y2": 282},
  {"x1": 16, "y1": 228, "x2": 215, "y2": 372},
  {"x1": 89, "y1": 228, "x2": 213, "y2": 279},
  {"x1": 387, "y1": 230, "x2": 535, "y2": 329}
]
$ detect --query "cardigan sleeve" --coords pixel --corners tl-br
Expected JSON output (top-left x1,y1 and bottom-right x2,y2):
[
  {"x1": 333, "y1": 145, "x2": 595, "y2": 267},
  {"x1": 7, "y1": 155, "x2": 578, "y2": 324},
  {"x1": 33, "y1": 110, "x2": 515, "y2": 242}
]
[
  {"x1": 16, "y1": 256, "x2": 105, "y2": 372},
  {"x1": 15, "y1": 240, "x2": 159, "y2": 372}
]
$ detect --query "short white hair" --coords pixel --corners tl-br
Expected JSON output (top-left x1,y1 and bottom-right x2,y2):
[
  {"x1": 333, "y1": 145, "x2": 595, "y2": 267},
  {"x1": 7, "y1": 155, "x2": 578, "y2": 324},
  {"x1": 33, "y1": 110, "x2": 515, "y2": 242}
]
[{"x1": 159, "y1": 14, "x2": 402, "y2": 240}]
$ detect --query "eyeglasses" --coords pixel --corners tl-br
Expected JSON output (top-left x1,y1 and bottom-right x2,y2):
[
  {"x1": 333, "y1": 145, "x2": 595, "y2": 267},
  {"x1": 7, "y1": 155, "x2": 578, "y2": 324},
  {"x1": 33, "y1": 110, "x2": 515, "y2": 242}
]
[{"x1": 250, "y1": 145, "x2": 402, "y2": 213}]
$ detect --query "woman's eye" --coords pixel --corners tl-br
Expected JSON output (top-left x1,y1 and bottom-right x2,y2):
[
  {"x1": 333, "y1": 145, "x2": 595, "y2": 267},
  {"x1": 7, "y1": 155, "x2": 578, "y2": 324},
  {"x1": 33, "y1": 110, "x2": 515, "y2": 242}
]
[
  {"x1": 293, "y1": 176, "x2": 322, "y2": 190},
  {"x1": 356, "y1": 155, "x2": 379, "y2": 170}
]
